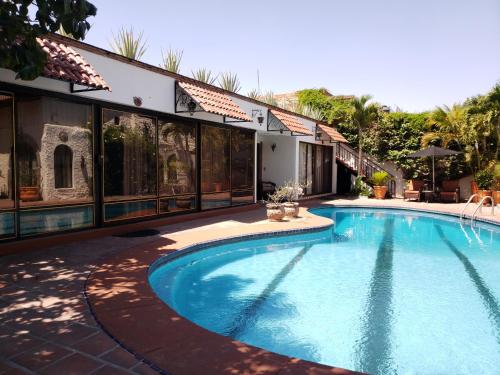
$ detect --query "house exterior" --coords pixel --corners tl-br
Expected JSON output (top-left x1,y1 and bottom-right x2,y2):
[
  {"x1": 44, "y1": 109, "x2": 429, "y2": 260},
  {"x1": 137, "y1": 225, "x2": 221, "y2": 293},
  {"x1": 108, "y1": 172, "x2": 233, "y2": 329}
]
[{"x1": 0, "y1": 34, "x2": 347, "y2": 242}]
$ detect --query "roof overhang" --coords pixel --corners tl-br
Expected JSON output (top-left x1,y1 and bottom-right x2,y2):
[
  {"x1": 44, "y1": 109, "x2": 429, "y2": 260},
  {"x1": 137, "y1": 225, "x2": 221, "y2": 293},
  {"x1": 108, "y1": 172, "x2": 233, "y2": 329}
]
[
  {"x1": 175, "y1": 80, "x2": 251, "y2": 123},
  {"x1": 316, "y1": 124, "x2": 347, "y2": 143},
  {"x1": 267, "y1": 109, "x2": 313, "y2": 136},
  {"x1": 37, "y1": 37, "x2": 111, "y2": 92}
]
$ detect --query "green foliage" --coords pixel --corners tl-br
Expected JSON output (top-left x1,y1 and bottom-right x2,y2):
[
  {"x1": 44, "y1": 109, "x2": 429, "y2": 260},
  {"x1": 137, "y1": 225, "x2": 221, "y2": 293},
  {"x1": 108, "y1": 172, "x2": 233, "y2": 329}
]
[
  {"x1": 369, "y1": 171, "x2": 391, "y2": 186},
  {"x1": 247, "y1": 89, "x2": 260, "y2": 99},
  {"x1": 161, "y1": 48, "x2": 183, "y2": 73},
  {"x1": 0, "y1": 0, "x2": 96, "y2": 80},
  {"x1": 218, "y1": 72, "x2": 241, "y2": 93},
  {"x1": 352, "y1": 176, "x2": 371, "y2": 196},
  {"x1": 191, "y1": 68, "x2": 216, "y2": 84},
  {"x1": 110, "y1": 27, "x2": 147, "y2": 60},
  {"x1": 475, "y1": 169, "x2": 494, "y2": 189}
]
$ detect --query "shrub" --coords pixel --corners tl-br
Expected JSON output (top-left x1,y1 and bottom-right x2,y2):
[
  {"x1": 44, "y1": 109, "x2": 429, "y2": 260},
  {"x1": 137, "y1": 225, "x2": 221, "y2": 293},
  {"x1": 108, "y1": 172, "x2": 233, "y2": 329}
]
[
  {"x1": 475, "y1": 169, "x2": 494, "y2": 190},
  {"x1": 369, "y1": 171, "x2": 391, "y2": 186}
]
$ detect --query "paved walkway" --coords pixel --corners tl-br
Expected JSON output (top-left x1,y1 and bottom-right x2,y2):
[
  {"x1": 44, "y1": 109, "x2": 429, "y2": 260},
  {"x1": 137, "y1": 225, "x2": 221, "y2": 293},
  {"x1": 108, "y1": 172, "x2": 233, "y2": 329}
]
[{"x1": 0, "y1": 198, "x2": 498, "y2": 374}]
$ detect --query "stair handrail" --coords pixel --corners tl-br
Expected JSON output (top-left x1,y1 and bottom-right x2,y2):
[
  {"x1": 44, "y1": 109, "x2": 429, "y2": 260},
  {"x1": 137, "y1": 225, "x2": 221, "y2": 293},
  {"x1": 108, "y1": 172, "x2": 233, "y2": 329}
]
[
  {"x1": 460, "y1": 194, "x2": 479, "y2": 220},
  {"x1": 471, "y1": 196, "x2": 495, "y2": 223}
]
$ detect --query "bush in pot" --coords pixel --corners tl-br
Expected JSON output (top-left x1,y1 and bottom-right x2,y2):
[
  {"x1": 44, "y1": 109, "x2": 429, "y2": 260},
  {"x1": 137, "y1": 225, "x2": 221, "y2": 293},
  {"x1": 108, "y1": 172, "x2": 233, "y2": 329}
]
[
  {"x1": 281, "y1": 181, "x2": 306, "y2": 218},
  {"x1": 369, "y1": 171, "x2": 391, "y2": 199},
  {"x1": 264, "y1": 189, "x2": 286, "y2": 221},
  {"x1": 353, "y1": 176, "x2": 371, "y2": 199},
  {"x1": 475, "y1": 168, "x2": 494, "y2": 205}
]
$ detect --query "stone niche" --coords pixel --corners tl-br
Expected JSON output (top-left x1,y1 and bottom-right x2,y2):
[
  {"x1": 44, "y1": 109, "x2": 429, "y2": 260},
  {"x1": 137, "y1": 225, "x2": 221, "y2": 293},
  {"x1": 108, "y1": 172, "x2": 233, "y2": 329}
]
[{"x1": 40, "y1": 124, "x2": 92, "y2": 201}]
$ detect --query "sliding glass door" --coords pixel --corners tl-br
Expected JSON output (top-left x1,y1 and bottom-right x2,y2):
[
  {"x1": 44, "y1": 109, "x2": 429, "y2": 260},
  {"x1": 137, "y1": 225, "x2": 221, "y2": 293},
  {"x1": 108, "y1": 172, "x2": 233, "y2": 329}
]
[
  {"x1": 0, "y1": 93, "x2": 15, "y2": 239},
  {"x1": 299, "y1": 142, "x2": 333, "y2": 195}
]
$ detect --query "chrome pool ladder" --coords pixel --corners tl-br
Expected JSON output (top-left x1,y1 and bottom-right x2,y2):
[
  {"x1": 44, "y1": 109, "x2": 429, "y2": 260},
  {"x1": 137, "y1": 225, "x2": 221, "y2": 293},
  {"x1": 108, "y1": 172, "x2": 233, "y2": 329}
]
[{"x1": 460, "y1": 194, "x2": 496, "y2": 223}]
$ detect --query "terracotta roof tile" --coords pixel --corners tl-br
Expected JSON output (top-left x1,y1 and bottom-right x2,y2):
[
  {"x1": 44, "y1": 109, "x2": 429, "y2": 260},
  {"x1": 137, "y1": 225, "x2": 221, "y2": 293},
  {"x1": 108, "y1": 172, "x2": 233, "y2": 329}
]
[
  {"x1": 178, "y1": 81, "x2": 251, "y2": 122},
  {"x1": 270, "y1": 109, "x2": 313, "y2": 135},
  {"x1": 37, "y1": 37, "x2": 110, "y2": 91},
  {"x1": 317, "y1": 124, "x2": 347, "y2": 143}
]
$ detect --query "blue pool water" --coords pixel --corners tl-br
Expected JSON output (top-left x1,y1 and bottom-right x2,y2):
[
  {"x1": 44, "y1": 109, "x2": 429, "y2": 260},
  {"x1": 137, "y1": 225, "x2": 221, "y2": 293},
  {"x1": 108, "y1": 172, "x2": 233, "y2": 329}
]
[{"x1": 149, "y1": 207, "x2": 500, "y2": 374}]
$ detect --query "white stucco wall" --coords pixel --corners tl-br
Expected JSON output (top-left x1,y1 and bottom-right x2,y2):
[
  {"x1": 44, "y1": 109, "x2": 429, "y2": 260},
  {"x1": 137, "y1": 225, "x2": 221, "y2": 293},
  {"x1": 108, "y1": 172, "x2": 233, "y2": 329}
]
[{"x1": 259, "y1": 133, "x2": 298, "y2": 187}]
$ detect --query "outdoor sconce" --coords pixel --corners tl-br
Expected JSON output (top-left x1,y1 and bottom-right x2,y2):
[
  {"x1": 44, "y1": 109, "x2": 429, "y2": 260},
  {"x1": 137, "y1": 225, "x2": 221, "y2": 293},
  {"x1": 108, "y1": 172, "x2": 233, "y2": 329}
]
[
  {"x1": 252, "y1": 109, "x2": 264, "y2": 125},
  {"x1": 187, "y1": 99, "x2": 197, "y2": 115},
  {"x1": 271, "y1": 143, "x2": 277, "y2": 152}
]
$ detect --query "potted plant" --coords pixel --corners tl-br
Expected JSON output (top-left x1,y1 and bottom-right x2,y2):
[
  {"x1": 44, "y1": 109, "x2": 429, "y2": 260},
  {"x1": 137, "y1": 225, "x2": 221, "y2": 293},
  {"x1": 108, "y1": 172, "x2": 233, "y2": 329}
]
[
  {"x1": 19, "y1": 168, "x2": 40, "y2": 202},
  {"x1": 475, "y1": 169, "x2": 494, "y2": 205},
  {"x1": 353, "y1": 176, "x2": 371, "y2": 200},
  {"x1": 493, "y1": 163, "x2": 500, "y2": 206},
  {"x1": 369, "y1": 171, "x2": 391, "y2": 200},
  {"x1": 281, "y1": 181, "x2": 305, "y2": 218},
  {"x1": 264, "y1": 189, "x2": 286, "y2": 221}
]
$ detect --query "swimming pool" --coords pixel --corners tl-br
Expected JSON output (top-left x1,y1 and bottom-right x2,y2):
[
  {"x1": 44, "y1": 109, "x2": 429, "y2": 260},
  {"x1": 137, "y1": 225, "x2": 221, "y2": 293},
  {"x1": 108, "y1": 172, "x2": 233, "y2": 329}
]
[{"x1": 149, "y1": 207, "x2": 500, "y2": 374}]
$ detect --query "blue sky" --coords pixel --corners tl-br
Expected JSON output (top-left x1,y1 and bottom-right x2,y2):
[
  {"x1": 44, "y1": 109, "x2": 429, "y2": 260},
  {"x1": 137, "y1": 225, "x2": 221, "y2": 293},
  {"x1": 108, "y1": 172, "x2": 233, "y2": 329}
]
[{"x1": 83, "y1": 0, "x2": 500, "y2": 112}]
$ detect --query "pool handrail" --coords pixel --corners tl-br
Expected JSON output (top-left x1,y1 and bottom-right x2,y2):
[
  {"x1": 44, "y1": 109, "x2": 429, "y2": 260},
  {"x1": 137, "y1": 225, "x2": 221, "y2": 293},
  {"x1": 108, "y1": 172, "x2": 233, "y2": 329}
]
[
  {"x1": 471, "y1": 196, "x2": 495, "y2": 223},
  {"x1": 460, "y1": 194, "x2": 479, "y2": 220}
]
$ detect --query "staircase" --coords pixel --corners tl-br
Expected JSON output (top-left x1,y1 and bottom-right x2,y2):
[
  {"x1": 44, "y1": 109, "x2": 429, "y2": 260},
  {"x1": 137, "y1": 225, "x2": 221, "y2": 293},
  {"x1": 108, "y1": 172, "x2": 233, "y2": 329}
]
[{"x1": 336, "y1": 142, "x2": 397, "y2": 196}]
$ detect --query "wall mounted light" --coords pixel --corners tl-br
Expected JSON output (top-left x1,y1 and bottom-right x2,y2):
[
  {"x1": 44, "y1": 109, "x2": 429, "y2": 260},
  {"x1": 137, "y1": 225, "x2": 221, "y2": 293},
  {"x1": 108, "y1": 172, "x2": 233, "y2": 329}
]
[
  {"x1": 271, "y1": 143, "x2": 277, "y2": 152},
  {"x1": 252, "y1": 109, "x2": 264, "y2": 125}
]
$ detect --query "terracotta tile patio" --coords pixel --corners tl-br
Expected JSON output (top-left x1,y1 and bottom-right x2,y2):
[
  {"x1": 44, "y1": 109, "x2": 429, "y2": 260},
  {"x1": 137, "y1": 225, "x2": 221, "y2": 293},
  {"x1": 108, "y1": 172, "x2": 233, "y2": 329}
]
[{"x1": 0, "y1": 198, "x2": 498, "y2": 374}]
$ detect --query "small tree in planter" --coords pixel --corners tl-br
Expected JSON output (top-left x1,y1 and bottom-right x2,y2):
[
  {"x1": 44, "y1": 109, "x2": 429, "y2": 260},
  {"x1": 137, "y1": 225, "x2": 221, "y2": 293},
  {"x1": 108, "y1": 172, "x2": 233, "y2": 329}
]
[
  {"x1": 369, "y1": 171, "x2": 391, "y2": 199},
  {"x1": 475, "y1": 168, "x2": 494, "y2": 205},
  {"x1": 353, "y1": 176, "x2": 371, "y2": 199},
  {"x1": 281, "y1": 181, "x2": 307, "y2": 218},
  {"x1": 264, "y1": 189, "x2": 286, "y2": 221}
]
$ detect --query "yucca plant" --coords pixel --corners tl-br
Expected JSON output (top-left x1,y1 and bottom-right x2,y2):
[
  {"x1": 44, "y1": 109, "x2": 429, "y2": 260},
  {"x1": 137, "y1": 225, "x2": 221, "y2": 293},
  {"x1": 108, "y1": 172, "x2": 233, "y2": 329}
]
[
  {"x1": 218, "y1": 72, "x2": 241, "y2": 93},
  {"x1": 161, "y1": 48, "x2": 183, "y2": 73},
  {"x1": 247, "y1": 89, "x2": 260, "y2": 99},
  {"x1": 110, "y1": 27, "x2": 147, "y2": 60},
  {"x1": 261, "y1": 91, "x2": 277, "y2": 106},
  {"x1": 191, "y1": 68, "x2": 217, "y2": 84}
]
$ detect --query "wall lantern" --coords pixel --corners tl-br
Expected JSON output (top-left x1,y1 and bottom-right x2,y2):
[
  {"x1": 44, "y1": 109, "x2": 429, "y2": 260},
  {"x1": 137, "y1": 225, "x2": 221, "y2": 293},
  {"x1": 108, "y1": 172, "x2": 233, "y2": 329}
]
[
  {"x1": 252, "y1": 109, "x2": 264, "y2": 125},
  {"x1": 133, "y1": 96, "x2": 143, "y2": 107},
  {"x1": 187, "y1": 99, "x2": 197, "y2": 115},
  {"x1": 271, "y1": 143, "x2": 277, "y2": 152}
]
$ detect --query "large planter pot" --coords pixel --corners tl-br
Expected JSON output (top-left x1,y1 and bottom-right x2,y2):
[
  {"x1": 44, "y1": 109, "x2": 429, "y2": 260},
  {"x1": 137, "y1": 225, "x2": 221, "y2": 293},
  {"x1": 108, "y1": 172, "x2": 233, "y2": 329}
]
[
  {"x1": 266, "y1": 203, "x2": 285, "y2": 221},
  {"x1": 493, "y1": 191, "x2": 500, "y2": 206},
  {"x1": 477, "y1": 189, "x2": 492, "y2": 205},
  {"x1": 283, "y1": 202, "x2": 299, "y2": 218},
  {"x1": 373, "y1": 186, "x2": 388, "y2": 200},
  {"x1": 20, "y1": 187, "x2": 40, "y2": 202}
]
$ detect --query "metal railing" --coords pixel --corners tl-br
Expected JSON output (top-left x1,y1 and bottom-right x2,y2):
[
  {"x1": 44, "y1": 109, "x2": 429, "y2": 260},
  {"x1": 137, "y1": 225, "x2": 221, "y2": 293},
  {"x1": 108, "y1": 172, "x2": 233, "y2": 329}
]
[
  {"x1": 460, "y1": 194, "x2": 496, "y2": 223},
  {"x1": 336, "y1": 142, "x2": 396, "y2": 196}
]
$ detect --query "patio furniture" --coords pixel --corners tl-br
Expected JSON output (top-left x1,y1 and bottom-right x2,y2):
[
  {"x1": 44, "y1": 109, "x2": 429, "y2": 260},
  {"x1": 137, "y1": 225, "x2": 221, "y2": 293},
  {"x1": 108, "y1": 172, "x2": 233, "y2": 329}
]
[
  {"x1": 404, "y1": 180, "x2": 425, "y2": 201},
  {"x1": 261, "y1": 181, "x2": 277, "y2": 200},
  {"x1": 422, "y1": 190, "x2": 435, "y2": 203},
  {"x1": 440, "y1": 180, "x2": 460, "y2": 203}
]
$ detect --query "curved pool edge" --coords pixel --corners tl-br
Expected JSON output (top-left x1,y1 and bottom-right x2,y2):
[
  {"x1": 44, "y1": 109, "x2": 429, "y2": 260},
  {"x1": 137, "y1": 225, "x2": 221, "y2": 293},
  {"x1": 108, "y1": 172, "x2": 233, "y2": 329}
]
[
  {"x1": 85, "y1": 206, "x2": 363, "y2": 374},
  {"x1": 84, "y1": 202, "x2": 498, "y2": 375}
]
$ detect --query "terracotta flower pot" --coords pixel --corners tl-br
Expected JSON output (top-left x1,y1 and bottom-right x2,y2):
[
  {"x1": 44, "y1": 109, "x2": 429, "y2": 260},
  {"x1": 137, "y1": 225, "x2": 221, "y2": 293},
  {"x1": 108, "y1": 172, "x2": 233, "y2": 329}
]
[
  {"x1": 471, "y1": 181, "x2": 479, "y2": 202},
  {"x1": 373, "y1": 186, "x2": 388, "y2": 200},
  {"x1": 493, "y1": 191, "x2": 500, "y2": 206},
  {"x1": 266, "y1": 203, "x2": 285, "y2": 221},
  {"x1": 19, "y1": 187, "x2": 40, "y2": 202},
  {"x1": 477, "y1": 189, "x2": 493, "y2": 205},
  {"x1": 283, "y1": 202, "x2": 299, "y2": 218}
]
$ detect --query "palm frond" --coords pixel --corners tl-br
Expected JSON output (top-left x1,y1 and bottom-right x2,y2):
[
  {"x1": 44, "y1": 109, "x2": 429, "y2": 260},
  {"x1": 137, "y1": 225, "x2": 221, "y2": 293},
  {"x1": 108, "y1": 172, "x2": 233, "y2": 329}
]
[
  {"x1": 110, "y1": 27, "x2": 147, "y2": 60},
  {"x1": 218, "y1": 72, "x2": 241, "y2": 93},
  {"x1": 191, "y1": 68, "x2": 217, "y2": 84},
  {"x1": 161, "y1": 48, "x2": 183, "y2": 73}
]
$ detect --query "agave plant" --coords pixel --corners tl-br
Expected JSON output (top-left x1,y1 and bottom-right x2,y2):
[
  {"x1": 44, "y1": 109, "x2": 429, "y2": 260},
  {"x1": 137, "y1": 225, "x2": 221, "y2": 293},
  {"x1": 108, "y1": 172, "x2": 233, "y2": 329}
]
[
  {"x1": 261, "y1": 91, "x2": 278, "y2": 106},
  {"x1": 247, "y1": 89, "x2": 260, "y2": 99},
  {"x1": 110, "y1": 27, "x2": 147, "y2": 60},
  {"x1": 218, "y1": 72, "x2": 241, "y2": 93},
  {"x1": 161, "y1": 48, "x2": 183, "y2": 73},
  {"x1": 191, "y1": 68, "x2": 217, "y2": 84}
]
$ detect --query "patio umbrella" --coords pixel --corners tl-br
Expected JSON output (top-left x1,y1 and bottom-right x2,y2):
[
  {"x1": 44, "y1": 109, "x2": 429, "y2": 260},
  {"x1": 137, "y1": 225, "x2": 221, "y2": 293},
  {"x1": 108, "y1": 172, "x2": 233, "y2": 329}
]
[{"x1": 407, "y1": 145, "x2": 461, "y2": 192}]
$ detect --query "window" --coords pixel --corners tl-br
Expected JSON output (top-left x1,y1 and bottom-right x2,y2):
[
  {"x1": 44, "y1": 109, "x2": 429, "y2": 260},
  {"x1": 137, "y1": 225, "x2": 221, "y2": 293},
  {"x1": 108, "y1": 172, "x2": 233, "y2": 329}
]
[
  {"x1": 158, "y1": 119, "x2": 196, "y2": 196},
  {"x1": 0, "y1": 93, "x2": 15, "y2": 238},
  {"x1": 299, "y1": 142, "x2": 333, "y2": 195},
  {"x1": 54, "y1": 145, "x2": 73, "y2": 188},
  {"x1": 201, "y1": 125, "x2": 231, "y2": 209},
  {"x1": 231, "y1": 129, "x2": 254, "y2": 205}
]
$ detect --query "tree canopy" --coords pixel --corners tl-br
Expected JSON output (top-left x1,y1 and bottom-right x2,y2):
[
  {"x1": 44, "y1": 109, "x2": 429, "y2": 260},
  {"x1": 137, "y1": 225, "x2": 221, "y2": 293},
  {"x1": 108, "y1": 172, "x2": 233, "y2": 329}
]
[{"x1": 0, "y1": 0, "x2": 97, "y2": 80}]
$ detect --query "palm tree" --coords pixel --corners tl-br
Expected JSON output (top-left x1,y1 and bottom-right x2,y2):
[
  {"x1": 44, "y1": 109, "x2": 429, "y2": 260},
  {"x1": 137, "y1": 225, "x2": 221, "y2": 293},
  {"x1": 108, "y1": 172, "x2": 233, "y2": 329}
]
[
  {"x1": 422, "y1": 105, "x2": 467, "y2": 149},
  {"x1": 110, "y1": 27, "x2": 147, "y2": 60},
  {"x1": 218, "y1": 72, "x2": 241, "y2": 93},
  {"x1": 161, "y1": 48, "x2": 183, "y2": 73},
  {"x1": 191, "y1": 68, "x2": 217, "y2": 84},
  {"x1": 351, "y1": 95, "x2": 378, "y2": 173}
]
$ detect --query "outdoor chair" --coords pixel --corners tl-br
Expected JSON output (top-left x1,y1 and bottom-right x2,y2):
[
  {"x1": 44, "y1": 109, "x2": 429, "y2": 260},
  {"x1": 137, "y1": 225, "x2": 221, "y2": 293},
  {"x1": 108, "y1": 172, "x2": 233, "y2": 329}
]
[
  {"x1": 404, "y1": 180, "x2": 424, "y2": 201},
  {"x1": 439, "y1": 180, "x2": 460, "y2": 203},
  {"x1": 261, "y1": 181, "x2": 277, "y2": 200}
]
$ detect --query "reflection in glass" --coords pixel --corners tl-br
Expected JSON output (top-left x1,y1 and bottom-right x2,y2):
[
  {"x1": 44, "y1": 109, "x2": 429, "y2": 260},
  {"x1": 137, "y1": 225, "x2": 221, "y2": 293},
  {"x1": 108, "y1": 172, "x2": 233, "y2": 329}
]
[
  {"x1": 0, "y1": 94, "x2": 14, "y2": 210},
  {"x1": 159, "y1": 196, "x2": 196, "y2": 213},
  {"x1": 201, "y1": 125, "x2": 230, "y2": 209},
  {"x1": 103, "y1": 109, "x2": 156, "y2": 200},
  {"x1": 299, "y1": 142, "x2": 333, "y2": 195},
  {"x1": 20, "y1": 205, "x2": 93, "y2": 236},
  {"x1": 201, "y1": 192, "x2": 231, "y2": 210},
  {"x1": 158, "y1": 120, "x2": 196, "y2": 196},
  {"x1": 16, "y1": 96, "x2": 93, "y2": 206},
  {"x1": 104, "y1": 200, "x2": 157, "y2": 221},
  {"x1": 231, "y1": 190, "x2": 254, "y2": 206},
  {"x1": 231, "y1": 129, "x2": 254, "y2": 191},
  {"x1": 0, "y1": 212, "x2": 15, "y2": 238}
]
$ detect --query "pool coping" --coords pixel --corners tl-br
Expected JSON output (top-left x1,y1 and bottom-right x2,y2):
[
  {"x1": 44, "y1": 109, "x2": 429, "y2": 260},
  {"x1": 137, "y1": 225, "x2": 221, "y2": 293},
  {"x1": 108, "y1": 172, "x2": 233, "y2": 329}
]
[{"x1": 84, "y1": 202, "x2": 499, "y2": 375}]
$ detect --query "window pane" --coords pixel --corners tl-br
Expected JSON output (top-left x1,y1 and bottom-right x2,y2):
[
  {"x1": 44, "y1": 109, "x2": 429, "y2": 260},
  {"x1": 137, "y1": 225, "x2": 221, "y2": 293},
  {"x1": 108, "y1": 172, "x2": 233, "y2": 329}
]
[
  {"x1": 231, "y1": 189, "x2": 254, "y2": 206},
  {"x1": 0, "y1": 94, "x2": 14, "y2": 210},
  {"x1": 158, "y1": 120, "x2": 196, "y2": 195},
  {"x1": 159, "y1": 195, "x2": 196, "y2": 213},
  {"x1": 201, "y1": 192, "x2": 231, "y2": 210},
  {"x1": 103, "y1": 109, "x2": 157, "y2": 201},
  {"x1": 0, "y1": 212, "x2": 15, "y2": 238},
  {"x1": 20, "y1": 205, "x2": 93, "y2": 237},
  {"x1": 231, "y1": 129, "x2": 254, "y2": 190},
  {"x1": 104, "y1": 200, "x2": 157, "y2": 221},
  {"x1": 201, "y1": 125, "x2": 230, "y2": 194},
  {"x1": 16, "y1": 96, "x2": 93, "y2": 207}
]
